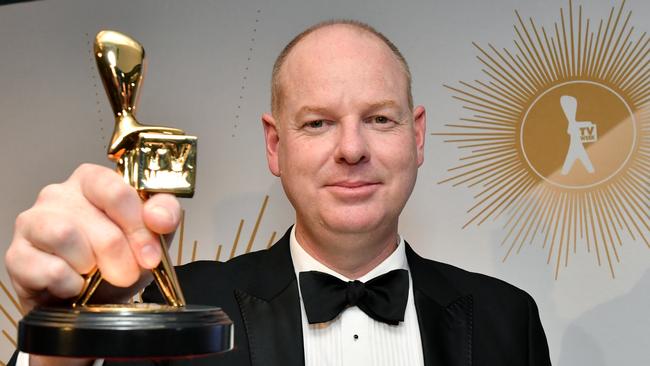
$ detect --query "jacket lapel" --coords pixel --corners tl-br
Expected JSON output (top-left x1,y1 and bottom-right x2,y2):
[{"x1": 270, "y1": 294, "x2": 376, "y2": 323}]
[
  {"x1": 406, "y1": 244, "x2": 473, "y2": 366},
  {"x1": 234, "y1": 231, "x2": 305, "y2": 366}
]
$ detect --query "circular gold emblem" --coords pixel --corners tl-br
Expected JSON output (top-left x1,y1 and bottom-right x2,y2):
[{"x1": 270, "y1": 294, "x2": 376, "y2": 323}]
[
  {"x1": 437, "y1": 1, "x2": 649, "y2": 278},
  {"x1": 521, "y1": 81, "x2": 636, "y2": 188}
]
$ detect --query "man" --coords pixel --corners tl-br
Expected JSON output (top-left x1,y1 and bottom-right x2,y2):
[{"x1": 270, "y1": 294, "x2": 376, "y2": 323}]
[{"x1": 6, "y1": 20, "x2": 551, "y2": 366}]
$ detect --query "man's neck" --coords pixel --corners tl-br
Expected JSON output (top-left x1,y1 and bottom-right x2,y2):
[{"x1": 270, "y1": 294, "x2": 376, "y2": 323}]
[{"x1": 294, "y1": 222, "x2": 399, "y2": 279}]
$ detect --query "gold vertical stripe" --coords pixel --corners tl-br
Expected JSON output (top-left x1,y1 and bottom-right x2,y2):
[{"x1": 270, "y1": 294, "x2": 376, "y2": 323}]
[
  {"x1": 0, "y1": 281, "x2": 23, "y2": 316},
  {"x1": 0, "y1": 303, "x2": 16, "y2": 328},
  {"x1": 2, "y1": 330, "x2": 16, "y2": 347},
  {"x1": 229, "y1": 220, "x2": 245, "y2": 259},
  {"x1": 177, "y1": 209, "x2": 185, "y2": 266},
  {"x1": 245, "y1": 195, "x2": 269, "y2": 254},
  {"x1": 191, "y1": 240, "x2": 198, "y2": 262},
  {"x1": 215, "y1": 244, "x2": 222, "y2": 261},
  {"x1": 266, "y1": 231, "x2": 277, "y2": 249}
]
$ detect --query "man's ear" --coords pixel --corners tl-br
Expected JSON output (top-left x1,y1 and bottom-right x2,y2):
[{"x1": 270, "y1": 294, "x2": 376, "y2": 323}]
[
  {"x1": 262, "y1": 113, "x2": 281, "y2": 176},
  {"x1": 413, "y1": 105, "x2": 426, "y2": 167}
]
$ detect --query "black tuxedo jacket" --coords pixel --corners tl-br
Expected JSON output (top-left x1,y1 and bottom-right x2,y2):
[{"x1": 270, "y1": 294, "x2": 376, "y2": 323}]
[
  {"x1": 121, "y1": 229, "x2": 550, "y2": 366},
  {"x1": 9, "y1": 229, "x2": 550, "y2": 366}
]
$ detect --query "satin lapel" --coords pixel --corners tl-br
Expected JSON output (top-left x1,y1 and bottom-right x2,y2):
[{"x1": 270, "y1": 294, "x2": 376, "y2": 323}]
[
  {"x1": 234, "y1": 231, "x2": 305, "y2": 366},
  {"x1": 406, "y1": 244, "x2": 473, "y2": 366}
]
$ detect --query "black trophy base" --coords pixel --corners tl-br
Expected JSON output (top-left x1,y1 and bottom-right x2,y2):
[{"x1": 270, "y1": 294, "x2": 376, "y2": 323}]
[{"x1": 18, "y1": 303, "x2": 233, "y2": 359}]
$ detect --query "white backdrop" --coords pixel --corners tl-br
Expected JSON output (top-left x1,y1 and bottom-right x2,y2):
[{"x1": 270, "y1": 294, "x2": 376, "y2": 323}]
[{"x1": 0, "y1": 0, "x2": 648, "y2": 364}]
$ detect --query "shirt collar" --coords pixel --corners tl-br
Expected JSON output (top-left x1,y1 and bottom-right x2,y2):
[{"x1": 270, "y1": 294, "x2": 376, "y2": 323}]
[{"x1": 289, "y1": 225, "x2": 409, "y2": 282}]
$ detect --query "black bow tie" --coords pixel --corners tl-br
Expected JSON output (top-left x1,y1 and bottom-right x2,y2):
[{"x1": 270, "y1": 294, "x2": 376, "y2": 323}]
[{"x1": 298, "y1": 269, "x2": 409, "y2": 325}]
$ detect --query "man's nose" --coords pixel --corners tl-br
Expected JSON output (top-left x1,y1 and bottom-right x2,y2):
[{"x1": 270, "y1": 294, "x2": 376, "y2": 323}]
[{"x1": 334, "y1": 121, "x2": 369, "y2": 164}]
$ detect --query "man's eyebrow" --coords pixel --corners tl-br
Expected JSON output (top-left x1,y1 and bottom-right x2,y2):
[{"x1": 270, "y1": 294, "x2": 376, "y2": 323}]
[
  {"x1": 296, "y1": 106, "x2": 330, "y2": 115},
  {"x1": 296, "y1": 100, "x2": 401, "y2": 116},
  {"x1": 363, "y1": 100, "x2": 400, "y2": 110}
]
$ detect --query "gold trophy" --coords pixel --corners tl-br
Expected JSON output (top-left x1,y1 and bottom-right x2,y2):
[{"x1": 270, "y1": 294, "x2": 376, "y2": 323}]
[{"x1": 17, "y1": 31, "x2": 233, "y2": 359}]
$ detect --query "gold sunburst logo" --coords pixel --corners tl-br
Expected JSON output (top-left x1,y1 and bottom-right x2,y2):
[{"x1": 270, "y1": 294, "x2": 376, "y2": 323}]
[{"x1": 435, "y1": 0, "x2": 649, "y2": 279}]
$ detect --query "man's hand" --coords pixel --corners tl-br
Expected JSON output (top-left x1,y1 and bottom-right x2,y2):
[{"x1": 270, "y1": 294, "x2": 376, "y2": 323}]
[{"x1": 5, "y1": 163, "x2": 182, "y2": 313}]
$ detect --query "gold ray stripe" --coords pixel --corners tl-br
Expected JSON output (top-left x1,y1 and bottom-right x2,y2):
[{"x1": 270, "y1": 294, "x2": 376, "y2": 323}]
[
  {"x1": 555, "y1": 192, "x2": 570, "y2": 277},
  {"x1": 266, "y1": 231, "x2": 277, "y2": 249},
  {"x1": 568, "y1": 1, "x2": 576, "y2": 76},
  {"x1": 191, "y1": 240, "x2": 198, "y2": 262},
  {"x1": 481, "y1": 69, "x2": 530, "y2": 104},
  {"x1": 599, "y1": 7, "x2": 631, "y2": 78},
  {"x1": 492, "y1": 177, "x2": 537, "y2": 222},
  {"x1": 229, "y1": 219, "x2": 245, "y2": 260},
  {"x1": 459, "y1": 145, "x2": 515, "y2": 161},
  {"x1": 592, "y1": 7, "x2": 615, "y2": 78},
  {"x1": 519, "y1": 186, "x2": 553, "y2": 253},
  {"x1": 477, "y1": 79, "x2": 526, "y2": 106},
  {"x1": 460, "y1": 79, "x2": 524, "y2": 110},
  {"x1": 543, "y1": 191, "x2": 562, "y2": 250},
  {"x1": 444, "y1": 124, "x2": 515, "y2": 132},
  {"x1": 464, "y1": 170, "x2": 529, "y2": 228},
  {"x1": 471, "y1": 143, "x2": 517, "y2": 154},
  {"x1": 514, "y1": 12, "x2": 551, "y2": 84},
  {"x1": 559, "y1": 7, "x2": 572, "y2": 77},
  {"x1": 448, "y1": 151, "x2": 516, "y2": 172},
  {"x1": 0, "y1": 281, "x2": 23, "y2": 316},
  {"x1": 215, "y1": 244, "x2": 223, "y2": 261},
  {"x1": 597, "y1": 190, "x2": 623, "y2": 249},
  {"x1": 490, "y1": 43, "x2": 543, "y2": 92},
  {"x1": 467, "y1": 159, "x2": 520, "y2": 188},
  {"x1": 610, "y1": 182, "x2": 650, "y2": 247},
  {"x1": 0, "y1": 302, "x2": 16, "y2": 328},
  {"x1": 588, "y1": 20, "x2": 604, "y2": 76},
  {"x1": 603, "y1": 185, "x2": 633, "y2": 239},
  {"x1": 245, "y1": 195, "x2": 270, "y2": 254},
  {"x1": 613, "y1": 180, "x2": 650, "y2": 232},
  {"x1": 452, "y1": 94, "x2": 520, "y2": 120},
  {"x1": 2, "y1": 330, "x2": 16, "y2": 348},
  {"x1": 501, "y1": 184, "x2": 544, "y2": 258},
  {"x1": 527, "y1": 18, "x2": 556, "y2": 82},
  {"x1": 507, "y1": 44, "x2": 544, "y2": 90},
  {"x1": 546, "y1": 192, "x2": 565, "y2": 269},
  {"x1": 612, "y1": 35, "x2": 647, "y2": 85},
  {"x1": 177, "y1": 209, "x2": 186, "y2": 266},
  {"x1": 592, "y1": 190, "x2": 616, "y2": 278},
  {"x1": 470, "y1": 112, "x2": 519, "y2": 125},
  {"x1": 474, "y1": 163, "x2": 524, "y2": 197},
  {"x1": 450, "y1": 81, "x2": 523, "y2": 113},
  {"x1": 438, "y1": 155, "x2": 518, "y2": 186},
  {"x1": 502, "y1": 185, "x2": 549, "y2": 262},
  {"x1": 604, "y1": 27, "x2": 634, "y2": 81},
  {"x1": 459, "y1": 116, "x2": 515, "y2": 128},
  {"x1": 474, "y1": 43, "x2": 536, "y2": 97},
  {"x1": 586, "y1": 192, "x2": 602, "y2": 266}
]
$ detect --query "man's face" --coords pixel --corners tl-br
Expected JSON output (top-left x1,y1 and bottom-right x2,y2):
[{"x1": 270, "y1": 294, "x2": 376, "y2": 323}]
[{"x1": 263, "y1": 26, "x2": 426, "y2": 238}]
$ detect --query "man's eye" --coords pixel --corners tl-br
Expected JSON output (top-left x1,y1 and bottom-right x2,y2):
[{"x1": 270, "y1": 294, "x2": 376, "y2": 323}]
[
  {"x1": 306, "y1": 120, "x2": 324, "y2": 128},
  {"x1": 374, "y1": 116, "x2": 389, "y2": 124}
]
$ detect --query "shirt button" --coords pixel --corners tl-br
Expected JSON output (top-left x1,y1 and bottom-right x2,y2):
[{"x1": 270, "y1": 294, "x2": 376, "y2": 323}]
[{"x1": 353, "y1": 334, "x2": 359, "y2": 340}]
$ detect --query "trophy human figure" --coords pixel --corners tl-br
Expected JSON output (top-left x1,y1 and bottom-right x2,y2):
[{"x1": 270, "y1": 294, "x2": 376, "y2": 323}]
[{"x1": 560, "y1": 95, "x2": 596, "y2": 175}]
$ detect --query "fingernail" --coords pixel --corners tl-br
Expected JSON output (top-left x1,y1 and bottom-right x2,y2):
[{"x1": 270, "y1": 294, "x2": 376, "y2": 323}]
[
  {"x1": 151, "y1": 205, "x2": 175, "y2": 224},
  {"x1": 140, "y1": 244, "x2": 160, "y2": 268}
]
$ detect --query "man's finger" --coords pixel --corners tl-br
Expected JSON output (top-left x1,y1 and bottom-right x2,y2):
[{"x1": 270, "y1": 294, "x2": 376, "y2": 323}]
[
  {"x1": 5, "y1": 241, "x2": 85, "y2": 301},
  {"x1": 75, "y1": 164, "x2": 162, "y2": 269},
  {"x1": 143, "y1": 193, "x2": 181, "y2": 235},
  {"x1": 16, "y1": 209, "x2": 96, "y2": 275}
]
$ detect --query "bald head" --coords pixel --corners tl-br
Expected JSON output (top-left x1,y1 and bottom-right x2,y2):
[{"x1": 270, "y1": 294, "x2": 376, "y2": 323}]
[{"x1": 271, "y1": 20, "x2": 413, "y2": 117}]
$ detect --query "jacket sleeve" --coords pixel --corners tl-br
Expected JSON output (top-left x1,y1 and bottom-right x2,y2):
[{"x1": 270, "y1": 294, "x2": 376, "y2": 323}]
[{"x1": 527, "y1": 294, "x2": 552, "y2": 365}]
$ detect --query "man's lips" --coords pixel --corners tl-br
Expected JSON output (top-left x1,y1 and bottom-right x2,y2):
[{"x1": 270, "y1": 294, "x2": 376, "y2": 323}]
[
  {"x1": 324, "y1": 181, "x2": 381, "y2": 198},
  {"x1": 327, "y1": 181, "x2": 379, "y2": 188}
]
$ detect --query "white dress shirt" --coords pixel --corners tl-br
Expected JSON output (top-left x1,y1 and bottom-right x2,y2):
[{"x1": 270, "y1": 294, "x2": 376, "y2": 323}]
[{"x1": 290, "y1": 227, "x2": 424, "y2": 366}]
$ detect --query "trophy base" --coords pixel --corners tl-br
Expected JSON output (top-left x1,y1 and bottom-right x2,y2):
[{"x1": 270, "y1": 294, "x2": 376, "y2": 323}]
[{"x1": 18, "y1": 303, "x2": 233, "y2": 359}]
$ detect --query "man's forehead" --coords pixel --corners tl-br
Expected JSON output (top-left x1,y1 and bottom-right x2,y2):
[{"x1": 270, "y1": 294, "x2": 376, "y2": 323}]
[{"x1": 281, "y1": 25, "x2": 399, "y2": 75}]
